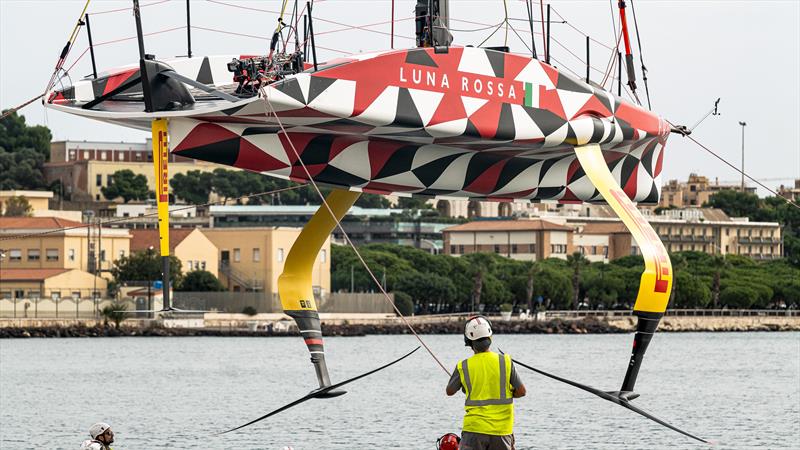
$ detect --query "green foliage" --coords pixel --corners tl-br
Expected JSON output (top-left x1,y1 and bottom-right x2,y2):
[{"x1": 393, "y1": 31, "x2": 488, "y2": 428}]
[
  {"x1": 101, "y1": 169, "x2": 150, "y2": 203},
  {"x1": 672, "y1": 271, "x2": 712, "y2": 308},
  {"x1": 242, "y1": 306, "x2": 258, "y2": 316},
  {"x1": 178, "y1": 270, "x2": 225, "y2": 292},
  {"x1": 100, "y1": 301, "x2": 128, "y2": 329},
  {"x1": 111, "y1": 250, "x2": 182, "y2": 285},
  {"x1": 705, "y1": 190, "x2": 761, "y2": 218},
  {"x1": 0, "y1": 112, "x2": 52, "y2": 190},
  {"x1": 499, "y1": 303, "x2": 513, "y2": 312},
  {"x1": 1, "y1": 195, "x2": 33, "y2": 216},
  {"x1": 355, "y1": 194, "x2": 391, "y2": 208},
  {"x1": 719, "y1": 286, "x2": 758, "y2": 309},
  {"x1": 331, "y1": 243, "x2": 800, "y2": 313},
  {"x1": 170, "y1": 170, "x2": 213, "y2": 204},
  {"x1": 393, "y1": 291, "x2": 414, "y2": 316},
  {"x1": 397, "y1": 197, "x2": 433, "y2": 210}
]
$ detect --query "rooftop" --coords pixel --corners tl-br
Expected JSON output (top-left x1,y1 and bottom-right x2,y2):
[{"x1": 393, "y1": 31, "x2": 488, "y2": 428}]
[
  {"x1": 0, "y1": 268, "x2": 70, "y2": 281},
  {"x1": 0, "y1": 216, "x2": 84, "y2": 229},
  {"x1": 130, "y1": 229, "x2": 196, "y2": 253},
  {"x1": 443, "y1": 219, "x2": 573, "y2": 232}
]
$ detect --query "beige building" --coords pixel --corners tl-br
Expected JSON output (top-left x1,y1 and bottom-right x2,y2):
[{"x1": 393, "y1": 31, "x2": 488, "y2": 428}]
[
  {"x1": 201, "y1": 227, "x2": 330, "y2": 296},
  {"x1": 442, "y1": 219, "x2": 574, "y2": 260},
  {"x1": 778, "y1": 179, "x2": 800, "y2": 202},
  {"x1": 659, "y1": 173, "x2": 757, "y2": 208},
  {"x1": 0, "y1": 217, "x2": 131, "y2": 273},
  {"x1": 130, "y1": 228, "x2": 219, "y2": 277},
  {"x1": 572, "y1": 222, "x2": 635, "y2": 263},
  {"x1": 0, "y1": 190, "x2": 82, "y2": 221},
  {"x1": 0, "y1": 268, "x2": 108, "y2": 305},
  {"x1": 44, "y1": 159, "x2": 224, "y2": 202}
]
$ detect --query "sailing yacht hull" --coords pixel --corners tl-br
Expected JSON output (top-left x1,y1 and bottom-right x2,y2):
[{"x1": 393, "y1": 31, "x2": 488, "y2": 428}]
[{"x1": 46, "y1": 47, "x2": 670, "y2": 203}]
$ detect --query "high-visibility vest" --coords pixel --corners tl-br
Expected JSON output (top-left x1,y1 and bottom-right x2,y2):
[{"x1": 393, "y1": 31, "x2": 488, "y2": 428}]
[{"x1": 456, "y1": 351, "x2": 514, "y2": 436}]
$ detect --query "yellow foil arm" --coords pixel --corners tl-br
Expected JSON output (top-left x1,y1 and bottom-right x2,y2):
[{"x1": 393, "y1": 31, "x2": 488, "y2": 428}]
[{"x1": 574, "y1": 144, "x2": 672, "y2": 314}]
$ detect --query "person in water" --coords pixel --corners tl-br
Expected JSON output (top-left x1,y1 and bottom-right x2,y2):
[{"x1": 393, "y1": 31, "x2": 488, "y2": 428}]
[
  {"x1": 446, "y1": 316, "x2": 526, "y2": 450},
  {"x1": 80, "y1": 422, "x2": 114, "y2": 450}
]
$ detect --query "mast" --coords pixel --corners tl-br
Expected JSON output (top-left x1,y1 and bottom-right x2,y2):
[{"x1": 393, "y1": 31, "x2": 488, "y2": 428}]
[{"x1": 618, "y1": 1, "x2": 638, "y2": 92}]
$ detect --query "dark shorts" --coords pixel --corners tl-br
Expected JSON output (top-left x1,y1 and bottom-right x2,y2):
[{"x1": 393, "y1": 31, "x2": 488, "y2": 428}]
[{"x1": 460, "y1": 431, "x2": 515, "y2": 450}]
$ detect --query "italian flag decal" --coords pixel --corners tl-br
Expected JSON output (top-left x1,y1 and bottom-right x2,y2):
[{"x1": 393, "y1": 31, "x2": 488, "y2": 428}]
[{"x1": 524, "y1": 82, "x2": 535, "y2": 107}]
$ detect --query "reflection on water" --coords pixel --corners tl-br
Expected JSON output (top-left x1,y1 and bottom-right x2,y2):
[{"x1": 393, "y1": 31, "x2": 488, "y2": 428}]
[{"x1": 1, "y1": 333, "x2": 798, "y2": 449}]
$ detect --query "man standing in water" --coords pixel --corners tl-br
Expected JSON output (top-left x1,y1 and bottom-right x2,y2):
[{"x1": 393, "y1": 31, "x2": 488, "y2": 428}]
[
  {"x1": 80, "y1": 422, "x2": 115, "y2": 450},
  {"x1": 446, "y1": 316, "x2": 526, "y2": 450}
]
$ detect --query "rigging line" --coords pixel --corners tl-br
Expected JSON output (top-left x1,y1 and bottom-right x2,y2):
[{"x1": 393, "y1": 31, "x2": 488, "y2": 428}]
[
  {"x1": 539, "y1": 0, "x2": 547, "y2": 62},
  {"x1": 666, "y1": 121, "x2": 800, "y2": 210},
  {"x1": 0, "y1": 184, "x2": 307, "y2": 242},
  {"x1": 477, "y1": 22, "x2": 506, "y2": 48},
  {"x1": 89, "y1": 0, "x2": 171, "y2": 16},
  {"x1": 1, "y1": 94, "x2": 45, "y2": 120},
  {"x1": 503, "y1": 0, "x2": 509, "y2": 47},
  {"x1": 600, "y1": 30, "x2": 623, "y2": 88},
  {"x1": 45, "y1": 0, "x2": 92, "y2": 95},
  {"x1": 608, "y1": 0, "x2": 618, "y2": 45},
  {"x1": 192, "y1": 26, "x2": 352, "y2": 55},
  {"x1": 547, "y1": 7, "x2": 615, "y2": 51},
  {"x1": 504, "y1": 20, "x2": 533, "y2": 55},
  {"x1": 629, "y1": 0, "x2": 652, "y2": 110},
  {"x1": 261, "y1": 91, "x2": 450, "y2": 376}
]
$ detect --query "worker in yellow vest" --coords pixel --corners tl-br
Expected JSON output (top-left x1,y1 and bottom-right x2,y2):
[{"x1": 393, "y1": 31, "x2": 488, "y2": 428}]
[{"x1": 446, "y1": 316, "x2": 526, "y2": 450}]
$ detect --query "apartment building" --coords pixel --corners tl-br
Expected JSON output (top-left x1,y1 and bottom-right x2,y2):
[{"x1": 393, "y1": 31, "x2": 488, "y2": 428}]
[
  {"x1": 0, "y1": 217, "x2": 130, "y2": 300},
  {"x1": 442, "y1": 219, "x2": 574, "y2": 261},
  {"x1": 45, "y1": 140, "x2": 224, "y2": 202},
  {"x1": 201, "y1": 228, "x2": 330, "y2": 296},
  {"x1": 659, "y1": 173, "x2": 757, "y2": 208}
]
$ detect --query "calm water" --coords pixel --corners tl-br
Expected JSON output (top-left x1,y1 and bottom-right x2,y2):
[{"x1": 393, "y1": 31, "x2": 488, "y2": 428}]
[{"x1": 1, "y1": 333, "x2": 798, "y2": 449}]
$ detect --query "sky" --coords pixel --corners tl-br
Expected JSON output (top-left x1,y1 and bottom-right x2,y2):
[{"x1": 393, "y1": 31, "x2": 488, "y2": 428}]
[{"x1": 1, "y1": 0, "x2": 798, "y2": 196}]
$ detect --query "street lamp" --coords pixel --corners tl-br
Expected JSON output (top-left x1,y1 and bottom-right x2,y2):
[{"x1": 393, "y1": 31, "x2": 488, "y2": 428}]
[{"x1": 738, "y1": 121, "x2": 747, "y2": 192}]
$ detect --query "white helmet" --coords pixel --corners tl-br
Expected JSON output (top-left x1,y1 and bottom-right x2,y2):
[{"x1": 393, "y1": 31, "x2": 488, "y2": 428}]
[
  {"x1": 464, "y1": 316, "x2": 492, "y2": 343},
  {"x1": 89, "y1": 422, "x2": 111, "y2": 439}
]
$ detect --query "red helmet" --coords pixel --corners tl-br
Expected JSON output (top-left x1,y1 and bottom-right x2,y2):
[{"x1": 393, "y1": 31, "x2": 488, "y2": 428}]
[{"x1": 436, "y1": 433, "x2": 460, "y2": 450}]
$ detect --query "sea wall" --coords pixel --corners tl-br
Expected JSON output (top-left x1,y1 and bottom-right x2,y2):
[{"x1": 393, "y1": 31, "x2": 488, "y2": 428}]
[{"x1": 1, "y1": 313, "x2": 798, "y2": 338}]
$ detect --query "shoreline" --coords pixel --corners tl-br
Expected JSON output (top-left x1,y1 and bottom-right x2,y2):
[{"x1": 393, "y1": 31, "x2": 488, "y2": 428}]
[{"x1": 1, "y1": 314, "x2": 799, "y2": 338}]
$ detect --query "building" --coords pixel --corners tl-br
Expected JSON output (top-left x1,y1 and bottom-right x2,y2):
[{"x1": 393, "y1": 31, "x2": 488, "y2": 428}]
[
  {"x1": 201, "y1": 227, "x2": 330, "y2": 296},
  {"x1": 0, "y1": 217, "x2": 131, "y2": 274},
  {"x1": 45, "y1": 140, "x2": 224, "y2": 202},
  {"x1": 0, "y1": 266, "x2": 108, "y2": 306},
  {"x1": 659, "y1": 173, "x2": 757, "y2": 208},
  {"x1": 777, "y1": 179, "x2": 800, "y2": 202},
  {"x1": 130, "y1": 229, "x2": 219, "y2": 277},
  {"x1": 442, "y1": 219, "x2": 574, "y2": 260},
  {"x1": 0, "y1": 216, "x2": 130, "y2": 301},
  {"x1": 572, "y1": 222, "x2": 634, "y2": 262},
  {"x1": 0, "y1": 190, "x2": 82, "y2": 221}
]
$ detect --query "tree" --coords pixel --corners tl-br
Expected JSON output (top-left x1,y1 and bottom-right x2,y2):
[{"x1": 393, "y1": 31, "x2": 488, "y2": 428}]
[
  {"x1": 355, "y1": 194, "x2": 391, "y2": 209},
  {"x1": 719, "y1": 286, "x2": 758, "y2": 309},
  {"x1": 100, "y1": 301, "x2": 128, "y2": 329},
  {"x1": 704, "y1": 190, "x2": 762, "y2": 218},
  {"x1": 710, "y1": 255, "x2": 729, "y2": 308},
  {"x1": 393, "y1": 291, "x2": 414, "y2": 316},
  {"x1": 111, "y1": 249, "x2": 182, "y2": 285},
  {"x1": 178, "y1": 270, "x2": 225, "y2": 291},
  {"x1": 397, "y1": 197, "x2": 433, "y2": 210},
  {"x1": 0, "y1": 112, "x2": 53, "y2": 191},
  {"x1": 170, "y1": 170, "x2": 213, "y2": 204},
  {"x1": 566, "y1": 252, "x2": 588, "y2": 309},
  {"x1": 672, "y1": 271, "x2": 711, "y2": 308},
  {"x1": 101, "y1": 169, "x2": 150, "y2": 203},
  {"x1": 1, "y1": 195, "x2": 32, "y2": 216}
]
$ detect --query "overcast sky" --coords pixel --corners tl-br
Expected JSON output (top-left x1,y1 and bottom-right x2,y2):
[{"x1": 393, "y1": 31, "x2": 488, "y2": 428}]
[{"x1": 1, "y1": 0, "x2": 798, "y2": 196}]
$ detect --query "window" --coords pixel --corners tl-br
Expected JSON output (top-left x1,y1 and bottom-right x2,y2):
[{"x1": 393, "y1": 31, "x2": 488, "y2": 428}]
[
  {"x1": 71, "y1": 291, "x2": 81, "y2": 300},
  {"x1": 46, "y1": 249, "x2": 58, "y2": 261},
  {"x1": 550, "y1": 244, "x2": 566, "y2": 254},
  {"x1": 28, "y1": 249, "x2": 40, "y2": 261},
  {"x1": 107, "y1": 174, "x2": 113, "y2": 186},
  {"x1": 96, "y1": 174, "x2": 102, "y2": 186},
  {"x1": 100, "y1": 250, "x2": 106, "y2": 262},
  {"x1": 83, "y1": 150, "x2": 89, "y2": 159},
  {"x1": 511, "y1": 244, "x2": 518, "y2": 254},
  {"x1": 320, "y1": 249, "x2": 327, "y2": 263},
  {"x1": 135, "y1": 152, "x2": 142, "y2": 161},
  {"x1": 200, "y1": 261, "x2": 206, "y2": 270},
  {"x1": 493, "y1": 245, "x2": 501, "y2": 253},
  {"x1": 233, "y1": 248, "x2": 241, "y2": 262},
  {"x1": 51, "y1": 292, "x2": 61, "y2": 301},
  {"x1": 450, "y1": 245, "x2": 457, "y2": 254},
  {"x1": 459, "y1": 245, "x2": 465, "y2": 254},
  {"x1": 9, "y1": 249, "x2": 21, "y2": 262},
  {"x1": 277, "y1": 248, "x2": 285, "y2": 262},
  {"x1": 68, "y1": 249, "x2": 76, "y2": 261},
  {"x1": 100, "y1": 151, "x2": 107, "y2": 160},
  {"x1": 0, "y1": 291, "x2": 10, "y2": 299},
  {"x1": 69, "y1": 150, "x2": 76, "y2": 160},
  {"x1": 253, "y1": 248, "x2": 261, "y2": 262}
]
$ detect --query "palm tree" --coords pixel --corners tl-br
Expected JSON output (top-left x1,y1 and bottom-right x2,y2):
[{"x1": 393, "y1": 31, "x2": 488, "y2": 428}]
[
  {"x1": 467, "y1": 253, "x2": 495, "y2": 313},
  {"x1": 525, "y1": 261, "x2": 539, "y2": 313},
  {"x1": 710, "y1": 255, "x2": 729, "y2": 309},
  {"x1": 566, "y1": 252, "x2": 588, "y2": 310}
]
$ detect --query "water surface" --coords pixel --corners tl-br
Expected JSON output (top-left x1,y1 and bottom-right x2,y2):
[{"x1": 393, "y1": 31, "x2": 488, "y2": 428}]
[{"x1": 1, "y1": 333, "x2": 798, "y2": 449}]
